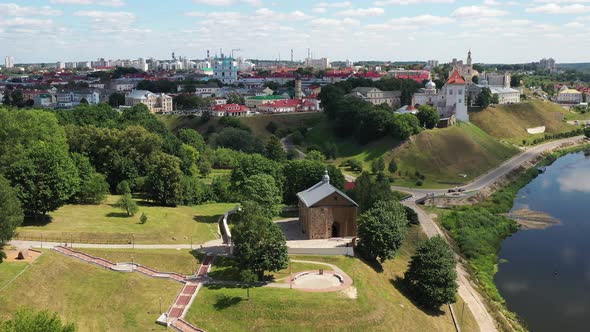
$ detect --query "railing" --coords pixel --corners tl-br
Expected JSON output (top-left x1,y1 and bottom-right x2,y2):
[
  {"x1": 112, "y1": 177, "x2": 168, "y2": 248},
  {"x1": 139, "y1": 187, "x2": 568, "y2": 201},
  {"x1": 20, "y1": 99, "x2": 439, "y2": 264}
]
[{"x1": 15, "y1": 231, "x2": 133, "y2": 245}]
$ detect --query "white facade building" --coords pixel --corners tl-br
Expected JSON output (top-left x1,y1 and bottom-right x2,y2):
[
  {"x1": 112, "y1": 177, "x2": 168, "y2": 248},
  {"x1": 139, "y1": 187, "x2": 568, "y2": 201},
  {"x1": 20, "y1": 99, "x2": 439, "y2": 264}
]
[
  {"x1": 125, "y1": 90, "x2": 173, "y2": 113},
  {"x1": 4, "y1": 56, "x2": 14, "y2": 68},
  {"x1": 304, "y1": 58, "x2": 331, "y2": 70},
  {"x1": 557, "y1": 86, "x2": 583, "y2": 104},
  {"x1": 213, "y1": 56, "x2": 238, "y2": 84}
]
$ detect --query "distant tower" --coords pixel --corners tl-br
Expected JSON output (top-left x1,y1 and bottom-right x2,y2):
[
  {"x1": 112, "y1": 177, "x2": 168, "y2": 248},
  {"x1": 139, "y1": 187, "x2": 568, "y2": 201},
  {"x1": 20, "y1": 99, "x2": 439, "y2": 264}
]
[
  {"x1": 467, "y1": 49, "x2": 472, "y2": 66},
  {"x1": 207, "y1": 49, "x2": 210, "y2": 59},
  {"x1": 295, "y1": 76, "x2": 302, "y2": 99},
  {"x1": 172, "y1": 52, "x2": 175, "y2": 60},
  {"x1": 291, "y1": 49, "x2": 294, "y2": 63},
  {"x1": 446, "y1": 69, "x2": 469, "y2": 122},
  {"x1": 504, "y1": 72, "x2": 511, "y2": 88}
]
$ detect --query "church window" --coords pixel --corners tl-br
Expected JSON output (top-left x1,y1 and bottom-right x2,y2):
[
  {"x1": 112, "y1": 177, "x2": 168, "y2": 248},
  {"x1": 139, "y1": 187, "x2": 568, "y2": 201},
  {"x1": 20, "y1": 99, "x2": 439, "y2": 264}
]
[{"x1": 449, "y1": 89, "x2": 453, "y2": 95}]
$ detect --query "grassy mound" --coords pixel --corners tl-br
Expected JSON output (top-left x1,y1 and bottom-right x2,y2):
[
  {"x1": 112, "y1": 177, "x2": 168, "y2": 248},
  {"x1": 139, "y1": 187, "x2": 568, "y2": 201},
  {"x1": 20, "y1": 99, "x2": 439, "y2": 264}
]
[
  {"x1": 470, "y1": 100, "x2": 576, "y2": 144},
  {"x1": 159, "y1": 112, "x2": 322, "y2": 139},
  {"x1": 0, "y1": 251, "x2": 179, "y2": 331},
  {"x1": 392, "y1": 123, "x2": 519, "y2": 188}
]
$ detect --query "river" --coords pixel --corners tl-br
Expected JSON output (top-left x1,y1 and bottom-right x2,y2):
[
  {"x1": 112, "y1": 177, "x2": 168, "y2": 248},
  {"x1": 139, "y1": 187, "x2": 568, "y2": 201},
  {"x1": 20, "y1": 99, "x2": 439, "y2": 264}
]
[{"x1": 495, "y1": 151, "x2": 590, "y2": 332}]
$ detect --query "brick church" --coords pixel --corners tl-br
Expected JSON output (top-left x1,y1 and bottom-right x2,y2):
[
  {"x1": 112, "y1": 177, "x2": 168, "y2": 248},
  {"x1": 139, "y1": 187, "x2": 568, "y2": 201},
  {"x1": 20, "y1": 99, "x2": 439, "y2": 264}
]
[{"x1": 296, "y1": 171, "x2": 358, "y2": 239}]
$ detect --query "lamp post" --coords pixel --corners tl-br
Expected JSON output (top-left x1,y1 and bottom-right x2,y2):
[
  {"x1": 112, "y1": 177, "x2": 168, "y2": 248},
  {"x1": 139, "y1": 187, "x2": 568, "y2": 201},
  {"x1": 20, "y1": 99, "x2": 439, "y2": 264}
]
[
  {"x1": 131, "y1": 256, "x2": 134, "y2": 272},
  {"x1": 159, "y1": 296, "x2": 162, "y2": 314}
]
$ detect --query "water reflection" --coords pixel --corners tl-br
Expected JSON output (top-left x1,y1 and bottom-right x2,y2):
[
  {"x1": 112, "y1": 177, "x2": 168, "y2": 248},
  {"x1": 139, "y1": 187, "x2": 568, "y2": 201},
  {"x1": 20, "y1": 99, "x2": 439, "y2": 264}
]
[{"x1": 558, "y1": 168, "x2": 590, "y2": 193}]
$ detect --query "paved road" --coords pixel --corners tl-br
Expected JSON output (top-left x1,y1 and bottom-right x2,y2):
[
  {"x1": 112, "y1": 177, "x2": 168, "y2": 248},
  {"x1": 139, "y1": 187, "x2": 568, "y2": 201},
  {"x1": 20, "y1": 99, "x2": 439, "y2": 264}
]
[
  {"x1": 404, "y1": 202, "x2": 497, "y2": 332},
  {"x1": 345, "y1": 136, "x2": 585, "y2": 199}
]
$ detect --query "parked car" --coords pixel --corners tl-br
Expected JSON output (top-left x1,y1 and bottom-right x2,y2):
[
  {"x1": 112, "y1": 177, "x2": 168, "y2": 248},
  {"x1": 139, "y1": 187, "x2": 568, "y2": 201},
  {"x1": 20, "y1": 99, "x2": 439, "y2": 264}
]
[
  {"x1": 458, "y1": 188, "x2": 466, "y2": 192},
  {"x1": 447, "y1": 188, "x2": 456, "y2": 193}
]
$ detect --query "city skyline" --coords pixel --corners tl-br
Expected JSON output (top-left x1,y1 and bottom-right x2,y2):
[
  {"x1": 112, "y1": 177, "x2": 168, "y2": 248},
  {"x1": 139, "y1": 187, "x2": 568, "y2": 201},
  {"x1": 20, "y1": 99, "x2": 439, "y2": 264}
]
[{"x1": 1, "y1": 0, "x2": 589, "y2": 64}]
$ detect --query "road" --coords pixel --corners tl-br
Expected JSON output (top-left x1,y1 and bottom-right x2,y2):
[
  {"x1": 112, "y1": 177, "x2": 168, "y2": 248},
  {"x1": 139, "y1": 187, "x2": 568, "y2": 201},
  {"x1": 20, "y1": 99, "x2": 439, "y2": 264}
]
[
  {"x1": 404, "y1": 202, "x2": 498, "y2": 332},
  {"x1": 344, "y1": 136, "x2": 585, "y2": 199}
]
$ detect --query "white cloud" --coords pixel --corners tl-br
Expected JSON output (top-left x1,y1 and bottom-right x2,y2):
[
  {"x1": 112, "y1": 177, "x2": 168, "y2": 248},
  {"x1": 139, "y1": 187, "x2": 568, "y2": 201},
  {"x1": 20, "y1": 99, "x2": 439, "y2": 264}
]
[
  {"x1": 73, "y1": 10, "x2": 135, "y2": 22},
  {"x1": 0, "y1": 3, "x2": 62, "y2": 16},
  {"x1": 452, "y1": 5, "x2": 509, "y2": 17},
  {"x1": 316, "y1": 2, "x2": 352, "y2": 8},
  {"x1": 374, "y1": 0, "x2": 454, "y2": 5},
  {"x1": 336, "y1": 7, "x2": 385, "y2": 17},
  {"x1": 389, "y1": 14, "x2": 454, "y2": 25},
  {"x1": 50, "y1": 0, "x2": 125, "y2": 6},
  {"x1": 526, "y1": 3, "x2": 590, "y2": 14},
  {"x1": 310, "y1": 17, "x2": 360, "y2": 26},
  {"x1": 565, "y1": 21, "x2": 584, "y2": 28},
  {"x1": 254, "y1": 8, "x2": 312, "y2": 21},
  {"x1": 312, "y1": 7, "x2": 327, "y2": 13},
  {"x1": 0, "y1": 17, "x2": 54, "y2": 27},
  {"x1": 192, "y1": 0, "x2": 262, "y2": 5},
  {"x1": 484, "y1": 0, "x2": 500, "y2": 5},
  {"x1": 534, "y1": 0, "x2": 590, "y2": 2}
]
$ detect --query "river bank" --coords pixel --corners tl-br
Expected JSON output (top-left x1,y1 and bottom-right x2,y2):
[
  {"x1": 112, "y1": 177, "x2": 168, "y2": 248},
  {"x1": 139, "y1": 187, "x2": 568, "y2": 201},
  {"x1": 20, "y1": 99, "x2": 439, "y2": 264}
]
[{"x1": 426, "y1": 143, "x2": 590, "y2": 331}]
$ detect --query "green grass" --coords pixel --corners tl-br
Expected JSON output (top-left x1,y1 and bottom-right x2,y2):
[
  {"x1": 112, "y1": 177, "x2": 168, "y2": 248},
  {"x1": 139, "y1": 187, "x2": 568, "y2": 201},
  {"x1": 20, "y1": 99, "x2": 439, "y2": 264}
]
[
  {"x1": 159, "y1": 112, "x2": 322, "y2": 140},
  {"x1": 304, "y1": 117, "x2": 401, "y2": 173},
  {"x1": 0, "y1": 261, "x2": 28, "y2": 290},
  {"x1": 77, "y1": 249, "x2": 202, "y2": 275},
  {"x1": 470, "y1": 100, "x2": 577, "y2": 144},
  {"x1": 391, "y1": 123, "x2": 519, "y2": 188},
  {"x1": 16, "y1": 195, "x2": 235, "y2": 244},
  {"x1": 185, "y1": 226, "x2": 479, "y2": 332},
  {"x1": 0, "y1": 251, "x2": 179, "y2": 332}
]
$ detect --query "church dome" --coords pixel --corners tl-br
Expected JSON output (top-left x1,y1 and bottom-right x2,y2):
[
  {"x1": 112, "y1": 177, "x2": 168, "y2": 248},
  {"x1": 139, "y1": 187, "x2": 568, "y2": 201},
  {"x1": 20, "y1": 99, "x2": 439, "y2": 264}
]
[{"x1": 425, "y1": 80, "x2": 436, "y2": 89}]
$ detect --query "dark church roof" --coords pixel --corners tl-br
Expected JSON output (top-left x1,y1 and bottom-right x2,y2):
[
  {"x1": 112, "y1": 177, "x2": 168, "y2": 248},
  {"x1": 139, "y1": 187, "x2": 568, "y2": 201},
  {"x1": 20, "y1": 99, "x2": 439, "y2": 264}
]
[{"x1": 296, "y1": 171, "x2": 358, "y2": 208}]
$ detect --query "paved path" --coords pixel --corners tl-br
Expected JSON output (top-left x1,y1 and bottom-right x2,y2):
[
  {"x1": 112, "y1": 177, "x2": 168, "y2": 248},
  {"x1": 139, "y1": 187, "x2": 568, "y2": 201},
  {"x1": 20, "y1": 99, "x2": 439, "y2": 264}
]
[{"x1": 403, "y1": 202, "x2": 497, "y2": 332}]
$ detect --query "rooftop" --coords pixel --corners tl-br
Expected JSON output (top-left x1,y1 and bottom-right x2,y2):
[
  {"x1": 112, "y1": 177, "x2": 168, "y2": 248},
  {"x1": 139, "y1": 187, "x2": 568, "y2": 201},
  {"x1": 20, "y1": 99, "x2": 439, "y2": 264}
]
[{"x1": 297, "y1": 172, "x2": 358, "y2": 208}]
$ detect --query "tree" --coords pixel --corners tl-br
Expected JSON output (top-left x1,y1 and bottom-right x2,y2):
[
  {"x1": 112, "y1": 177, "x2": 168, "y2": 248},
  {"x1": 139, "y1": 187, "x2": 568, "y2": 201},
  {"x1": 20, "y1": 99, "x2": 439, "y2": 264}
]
[
  {"x1": 77, "y1": 173, "x2": 109, "y2": 204},
  {"x1": 357, "y1": 200, "x2": 408, "y2": 263},
  {"x1": 585, "y1": 126, "x2": 590, "y2": 138},
  {"x1": 476, "y1": 88, "x2": 493, "y2": 108},
  {"x1": 0, "y1": 175, "x2": 23, "y2": 245},
  {"x1": 391, "y1": 113, "x2": 421, "y2": 140},
  {"x1": 240, "y1": 269, "x2": 258, "y2": 300},
  {"x1": 230, "y1": 154, "x2": 283, "y2": 197},
  {"x1": 352, "y1": 172, "x2": 397, "y2": 212},
  {"x1": 282, "y1": 160, "x2": 344, "y2": 204},
  {"x1": 108, "y1": 92, "x2": 126, "y2": 108},
  {"x1": 388, "y1": 159, "x2": 398, "y2": 174},
  {"x1": 371, "y1": 157, "x2": 385, "y2": 174},
  {"x1": 264, "y1": 136, "x2": 286, "y2": 162},
  {"x1": 79, "y1": 98, "x2": 89, "y2": 105},
  {"x1": 232, "y1": 203, "x2": 288, "y2": 279},
  {"x1": 491, "y1": 93, "x2": 500, "y2": 105},
  {"x1": 114, "y1": 193, "x2": 138, "y2": 217},
  {"x1": 145, "y1": 152, "x2": 183, "y2": 206},
  {"x1": 404, "y1": 236, "x2": 458, "y2": 309},
  {"x1": 471, "y1": 75, "x2": 479, "y2": 84},
  {"x1": 0, "y1": 308, "x2": 76, "y2": 332},
  {"x1": 305, "y1": 150, "x2": 326, "y2": 163},
  {"x1": 416, "y1": 105, "x2": 440, "y2": 129},
  {"x1": 6, "y1": 143, "x2": 79, "y2": 219},
  {"x1": 178, "y1": 128, "x2": 206, "y2": 153},
  {"x1": 240, "y1": 174, "x2": 282, "y2": 219},
  {"x1": 140, "y1": 212, "x2": 148, "y2": 224}
]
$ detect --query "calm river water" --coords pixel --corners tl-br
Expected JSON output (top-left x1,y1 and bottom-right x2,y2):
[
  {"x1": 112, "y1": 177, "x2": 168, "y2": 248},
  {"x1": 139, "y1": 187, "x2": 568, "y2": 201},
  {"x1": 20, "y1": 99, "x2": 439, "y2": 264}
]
[{"x1": 495, "y1": 151, "x2": 590, "y2": 332}]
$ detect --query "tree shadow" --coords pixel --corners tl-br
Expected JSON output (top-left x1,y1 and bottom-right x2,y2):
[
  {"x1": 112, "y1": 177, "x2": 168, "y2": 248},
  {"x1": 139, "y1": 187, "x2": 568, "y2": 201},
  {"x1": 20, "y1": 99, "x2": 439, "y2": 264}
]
[
  {"x1": 390, "y1": 276, "x2": 445, "y2": 317},
  {"x1": 356, "y1": 254, "x2": 384, "y2": 273},
  {"x1": 21, "y1": 215, "x2": 53, "y2": 227},
  {"x1": 194, "y1": 215, "x2": 222, "y2": 224},
  {"x1": 106, "y1": 212, "x2": 131, "y2": 218},
  {"x1": 213, "y1": 295, "x2": 243, "y2": 310}
]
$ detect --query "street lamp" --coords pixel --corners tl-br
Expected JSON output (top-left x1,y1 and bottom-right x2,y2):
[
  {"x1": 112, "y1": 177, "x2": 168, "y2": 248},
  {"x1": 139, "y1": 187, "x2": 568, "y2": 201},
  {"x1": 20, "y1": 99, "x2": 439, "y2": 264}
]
[
  {"x1": 131, "y1": 256, "x2": 134, "y2": 272},
  {"x1": 159, "y1": 296, "x2": 162, "y2": 314}
]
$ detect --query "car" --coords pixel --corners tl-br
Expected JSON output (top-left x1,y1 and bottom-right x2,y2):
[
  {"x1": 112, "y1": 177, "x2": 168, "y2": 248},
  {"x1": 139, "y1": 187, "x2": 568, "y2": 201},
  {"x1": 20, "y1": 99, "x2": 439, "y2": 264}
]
[
  {"x1": 458, "y1": 188, "x2": 466, "y2": 192},
  {"x1": 447, "y1": 188, "x2": 456, "y2": 193}
]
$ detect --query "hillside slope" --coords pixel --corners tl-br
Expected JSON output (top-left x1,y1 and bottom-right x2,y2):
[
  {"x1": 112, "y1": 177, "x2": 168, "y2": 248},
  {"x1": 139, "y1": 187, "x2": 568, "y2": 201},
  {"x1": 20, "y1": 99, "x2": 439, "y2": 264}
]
[
  {"x1": 158, "y1": 112, "x2": 322, "y2": 139},
  {"x1": 392, "y1": 123, "x2": 520, "y2": 188},
  {"x1": 470, "y1": 100, "x2": 576, "y2": 144}
]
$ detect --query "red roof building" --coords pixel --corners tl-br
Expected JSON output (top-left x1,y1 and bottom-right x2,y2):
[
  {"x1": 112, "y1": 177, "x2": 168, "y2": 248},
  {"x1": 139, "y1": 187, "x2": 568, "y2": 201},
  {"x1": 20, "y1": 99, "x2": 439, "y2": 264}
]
[
  {"x1": 446, "y1": 69, "x2": 466, "y2": 85},
  {"x1": 211, "y1": 104, "x2": 250, "y2": 117}
]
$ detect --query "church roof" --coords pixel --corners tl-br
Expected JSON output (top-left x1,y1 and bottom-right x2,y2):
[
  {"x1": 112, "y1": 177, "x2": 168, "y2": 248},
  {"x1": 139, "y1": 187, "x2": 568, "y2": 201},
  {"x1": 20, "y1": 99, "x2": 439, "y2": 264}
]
[
  {"x1": 447, "y1": 69, "x2": 466, "y2": 85},
  {"x1": 297, "y1": 177, "x2": 358, "y2": 208}
]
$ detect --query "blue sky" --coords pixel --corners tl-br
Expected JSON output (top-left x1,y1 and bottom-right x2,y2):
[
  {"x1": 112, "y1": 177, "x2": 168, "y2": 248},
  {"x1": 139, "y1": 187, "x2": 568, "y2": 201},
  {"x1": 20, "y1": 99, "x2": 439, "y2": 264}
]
[{"x1": 1, "y1": 0, "x2": 589, "y2": 64}]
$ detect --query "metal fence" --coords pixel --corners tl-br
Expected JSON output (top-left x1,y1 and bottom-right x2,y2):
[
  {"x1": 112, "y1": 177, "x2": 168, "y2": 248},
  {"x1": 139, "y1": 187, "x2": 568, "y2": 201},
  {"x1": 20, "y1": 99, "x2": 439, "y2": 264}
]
[{"x1": 14, "y1": 231, "x2": 133, "y2": 245}]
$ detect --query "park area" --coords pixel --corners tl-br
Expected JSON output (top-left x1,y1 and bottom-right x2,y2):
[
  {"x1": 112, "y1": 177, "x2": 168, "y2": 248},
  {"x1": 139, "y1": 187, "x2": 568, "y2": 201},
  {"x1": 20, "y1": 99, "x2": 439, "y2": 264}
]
[
  {"x1": 15, "y1": 195, "x2": 235, "y2": 244},
  {"x1": 0, "y1": 250, "x2": 179, "y2": 331}
]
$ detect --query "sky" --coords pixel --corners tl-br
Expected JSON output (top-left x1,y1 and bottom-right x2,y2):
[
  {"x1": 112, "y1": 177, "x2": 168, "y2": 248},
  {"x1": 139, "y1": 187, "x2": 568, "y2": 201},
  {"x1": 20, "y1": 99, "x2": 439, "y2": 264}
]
[{"x1": 1, "y1": 0, "x2": 589, "y2": 64}]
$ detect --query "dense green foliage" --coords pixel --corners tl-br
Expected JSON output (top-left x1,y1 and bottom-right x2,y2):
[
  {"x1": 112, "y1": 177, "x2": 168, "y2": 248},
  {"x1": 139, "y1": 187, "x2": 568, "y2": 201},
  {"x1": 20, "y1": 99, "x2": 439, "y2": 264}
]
[
  {"x1": 357, "y1": 200, "x2": 408, "y2": 263},
  {"x1": 232, "y1": 203, "x2": 289, "y2": 279},
  {"x1": 282, "y1": 160, "x2": 344, "y2": 204},
  {"x1": 0, "y1": 175, "x2": 24, "y2": 244},
  {"x1": 114, "y1": 193, "x2": 139, "y2": 217},
  {"x1": 416, "y1": 105, "x2": 440, "y2": 129},
  {"x1": 240, "y1": 174, "x2": 282, "y2": 219},
  {"x1": 145, "y1": 152, "x2": 183, "y2": 206},
  {"x1": 405, "y1": 236, "x2": 457, "y2": 309},
  {"x1": 264, "y1": 136, "x2": 287, "y2": 162},
  {"x1": 351, "y1": 172, "x2": 399, "y2": 212},
  {"x1": 0, "y1": 309, "x2": 76, "y2": 332}
]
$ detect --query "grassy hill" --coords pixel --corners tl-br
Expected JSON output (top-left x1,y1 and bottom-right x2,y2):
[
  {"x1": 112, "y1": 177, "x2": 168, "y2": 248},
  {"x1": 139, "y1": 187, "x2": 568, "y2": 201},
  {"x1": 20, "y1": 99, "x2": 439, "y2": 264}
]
[
  {"x1": 470, "y1": 100, "x2": 577, "y2": 144},
  {"x1": 0, "y1": 251, "x2": 178, "y2": 331},
  {"x1": 158, "y1": 112, "x2": 322, "y2": 139},
  {"x1": 391, "y1": 123, "x2": 519, "y2": 188}
]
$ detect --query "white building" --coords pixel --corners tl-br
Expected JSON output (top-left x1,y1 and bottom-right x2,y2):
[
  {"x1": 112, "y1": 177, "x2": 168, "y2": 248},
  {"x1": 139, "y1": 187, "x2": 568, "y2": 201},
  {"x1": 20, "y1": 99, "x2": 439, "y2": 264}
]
[
  {"x1": 557, "y1": 86, "x2": 583, "y2": 104},
  {"x1": 426, "y1": 60, "x2": 439, "y2": 69},
  {"x1": 411, "y1": 69, "x2": 469, "y2": 123},
  {"x1": 56, "y1": 90, "x2": 100, "y2": 108},
  {"x1": 213, "y1": 56, "x2": 238, "y2": 84},
  {"x1": 304, "y1": 58, "x2": 331, "y2": 70},
  {"x1": 4, "y1": 56, "x2": 14, "y2": 68},
  {"x1": 125, "y1": 90, "x2": 173, "y2": 113},
  {"x1": 195, "y1": 83, "x2": 220, "y2": 97},
  {"x1": 346, "y1": 87, "x2": 401, "y2": 108}
]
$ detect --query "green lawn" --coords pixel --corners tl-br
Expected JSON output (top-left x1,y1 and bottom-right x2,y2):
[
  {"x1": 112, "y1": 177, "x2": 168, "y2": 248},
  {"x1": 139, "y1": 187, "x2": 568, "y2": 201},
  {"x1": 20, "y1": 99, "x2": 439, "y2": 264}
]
[
  {"x1": 16, "y1": 195, "x2": 235, "y2": 244},
  {"x1": 185, "y1": 226, "x2": 479, "y2": 332},
  {"x1": 0, "y1": 261, "x2": 28, "y2": 290},
  {"x1": 470, "y1": 100, "x2": 577, "y2": 144},
  {"x1": 392, "y1": 123, "x2": 519, "y2": 188},
  {"x1": 207, "y1": 256, "x2": 329, "y2": 281},
  {"x1": 77, "y1": 249, "x2": 202, "y2": 275},
  {"x1": 0, "y1": 251, "x2": 179, "y2": 332}
]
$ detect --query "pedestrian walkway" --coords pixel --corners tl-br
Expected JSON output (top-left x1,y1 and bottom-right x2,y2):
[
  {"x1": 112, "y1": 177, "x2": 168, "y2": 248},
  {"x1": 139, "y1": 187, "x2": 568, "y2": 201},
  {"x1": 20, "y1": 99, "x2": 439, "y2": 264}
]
[{"x1": 52, "y1": 246, "x2": 212, "y2": 332}]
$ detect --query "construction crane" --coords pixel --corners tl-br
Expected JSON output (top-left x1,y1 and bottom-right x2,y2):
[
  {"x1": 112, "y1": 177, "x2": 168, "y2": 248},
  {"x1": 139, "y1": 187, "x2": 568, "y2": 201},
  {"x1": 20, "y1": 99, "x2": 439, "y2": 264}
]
[{"x1": 231, "y1": 49, "x2": 242, "y2": 58}]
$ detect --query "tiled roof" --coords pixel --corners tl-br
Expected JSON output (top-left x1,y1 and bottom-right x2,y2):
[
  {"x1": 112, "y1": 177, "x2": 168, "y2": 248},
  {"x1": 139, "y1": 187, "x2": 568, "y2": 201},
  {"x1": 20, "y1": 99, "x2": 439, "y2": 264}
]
[
  {"x1": 447, "y1": 69, "x2": 466, "y2": 85},
  {"x1": 297, "y1": 180, "x2": 358, "y2": 208}
]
